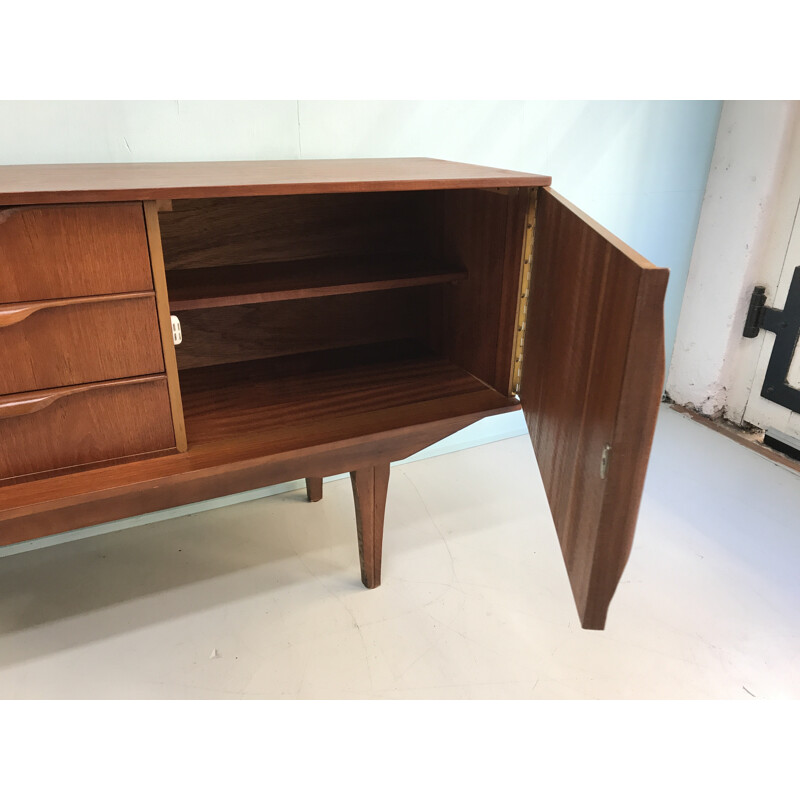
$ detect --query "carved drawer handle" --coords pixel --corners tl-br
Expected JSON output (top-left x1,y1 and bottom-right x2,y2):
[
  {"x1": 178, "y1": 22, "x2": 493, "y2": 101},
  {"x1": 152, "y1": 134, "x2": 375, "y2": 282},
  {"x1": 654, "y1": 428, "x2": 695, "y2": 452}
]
[
  {"x1": 0, "y1": 291, "x2": 154, "y2": 329},
  {"x1": 0, "y1": 375, "x2": 164, "y2": 420}
]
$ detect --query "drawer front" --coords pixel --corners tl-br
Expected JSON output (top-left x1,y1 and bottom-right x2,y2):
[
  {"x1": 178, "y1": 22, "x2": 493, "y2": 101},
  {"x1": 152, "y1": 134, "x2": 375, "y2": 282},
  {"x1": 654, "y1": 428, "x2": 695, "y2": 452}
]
[
  {"x1": 0, "y1": 203, "x2": 154, "y2": 302},
  {"x1": 0, "y1": 293, "x2": 165, "y2": 395},
  {"x1": 0, "y1": 376, "x2": 176, "y2": 481}
]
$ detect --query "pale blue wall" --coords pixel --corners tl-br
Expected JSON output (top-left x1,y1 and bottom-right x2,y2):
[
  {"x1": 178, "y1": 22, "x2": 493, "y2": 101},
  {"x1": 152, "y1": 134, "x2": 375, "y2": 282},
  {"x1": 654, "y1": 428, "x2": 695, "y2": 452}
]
[
  {"x1": 293, "y1": 101, "x2": 722, "y2": 368},
  {"x1": 0, "y1": 101, "x2": 721, "y2": 554},
  {"x1": 0, "y1": 100, "x2": 722, "y2": 367}
]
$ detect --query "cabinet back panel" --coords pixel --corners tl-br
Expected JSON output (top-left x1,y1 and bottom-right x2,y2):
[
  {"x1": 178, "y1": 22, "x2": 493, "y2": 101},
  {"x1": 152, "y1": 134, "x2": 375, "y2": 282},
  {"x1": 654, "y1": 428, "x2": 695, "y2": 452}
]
[
  {"x1": 174, "y1": 288, "x2": 432, "y2": 370},
  {"x1": 159, "y1": 193, "x2": 431, "y2": 270}
]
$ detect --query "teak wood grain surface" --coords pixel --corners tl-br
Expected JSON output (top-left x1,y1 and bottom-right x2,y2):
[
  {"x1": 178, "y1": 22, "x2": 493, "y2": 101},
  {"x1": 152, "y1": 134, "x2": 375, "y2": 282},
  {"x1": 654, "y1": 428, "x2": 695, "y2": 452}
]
[
  {"x1": 173, "y1": 288, "x2": 430, "y2": 369},
  {"x1": 0, "y1": 203, "x2": 154, "y2": 301},
  {"x1": 177, "y1": 342, "x2": 507, "y2": 447},
  {"x1": 142, "y1": 201, "x2": 188, "y2": 453},
  {"x1": 434, "y1": 187, "x2": 529, "y2": 393},
  {"x1": 350, "y1": 464, "x2": 390, "y2": 589},
  {"x1": 0, "y1": 342, "x2": 517, "y2": 542},
  {"x1": 159, "y1": 193, "x2": 433, "y2": 269},
  {"x1": 0, "y1": 158, "x2": 551, "y2": 205},
  {"x1": 0, "y1": 293, "x2": 165, "y2": 395},
  {"x1": 0, "y1": 413, "x2": 482, "y2": 549},
  {"x1": 0, "y1": 376, "x2": 175, "y2": 483},
  {"x1": 0, "y1": 158, "x2": 669, "y2": 631},
  {"x1": 166, "y1": 256, "x2": 466, "y2": 311},
  {"x1": 305, "y1": 477, "x2": 323, "y2": 503},
  {"x1": 520, "y1": 188, "x2": 668, "y2": 630}
]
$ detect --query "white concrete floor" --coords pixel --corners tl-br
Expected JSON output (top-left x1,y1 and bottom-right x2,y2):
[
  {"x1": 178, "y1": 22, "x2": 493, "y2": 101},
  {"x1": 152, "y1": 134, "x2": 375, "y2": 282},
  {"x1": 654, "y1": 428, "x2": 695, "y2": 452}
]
[{"x1": 0, "y1": 406, "x2": 798, "y2": 699}]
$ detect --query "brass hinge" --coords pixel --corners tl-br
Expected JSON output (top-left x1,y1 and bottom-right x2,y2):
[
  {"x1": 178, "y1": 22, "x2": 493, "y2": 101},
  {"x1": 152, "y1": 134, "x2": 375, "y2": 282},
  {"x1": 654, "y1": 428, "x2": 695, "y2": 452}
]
[{"x1": 511, "y1": 189, "x2": 537, "y2": 395}]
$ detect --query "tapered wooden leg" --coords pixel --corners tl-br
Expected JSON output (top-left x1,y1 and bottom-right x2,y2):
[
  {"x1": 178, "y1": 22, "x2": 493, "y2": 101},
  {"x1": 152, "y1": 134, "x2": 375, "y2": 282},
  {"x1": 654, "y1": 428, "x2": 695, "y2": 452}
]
[
  {"x1": 350, "y1": 463, "x2": 390, "y2": 589},
  {"x1": 305, "y1": 477, "x2": 323, "y2": 502}
]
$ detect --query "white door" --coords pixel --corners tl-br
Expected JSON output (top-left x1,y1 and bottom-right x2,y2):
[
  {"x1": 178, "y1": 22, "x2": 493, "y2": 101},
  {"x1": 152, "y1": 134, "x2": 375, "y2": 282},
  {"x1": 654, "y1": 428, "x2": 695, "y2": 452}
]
[{"x1": 742, "y1": 195, "x2": 800, "y2": 444}]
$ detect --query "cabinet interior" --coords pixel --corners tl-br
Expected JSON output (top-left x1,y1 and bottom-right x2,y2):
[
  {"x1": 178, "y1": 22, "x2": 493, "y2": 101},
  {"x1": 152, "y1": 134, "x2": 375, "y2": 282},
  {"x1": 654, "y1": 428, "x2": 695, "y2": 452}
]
[{"x1": 159, "y1": 189, "x2": 527, "y2": 452}]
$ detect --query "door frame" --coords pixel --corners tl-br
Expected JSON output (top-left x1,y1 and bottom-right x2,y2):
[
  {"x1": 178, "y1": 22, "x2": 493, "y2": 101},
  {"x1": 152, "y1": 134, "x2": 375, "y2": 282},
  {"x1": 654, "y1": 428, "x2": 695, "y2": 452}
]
[
  {"x1": 666, "y1": 101, "x2": 800, "y2": 424},
  {"x1": 739, "y1": 196, "x2": 800, "y2": 439}
]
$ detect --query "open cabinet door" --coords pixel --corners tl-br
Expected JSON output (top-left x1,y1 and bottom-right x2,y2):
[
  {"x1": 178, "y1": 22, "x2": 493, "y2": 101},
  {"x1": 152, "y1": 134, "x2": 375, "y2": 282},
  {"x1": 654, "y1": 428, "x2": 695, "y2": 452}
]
[{"x1": 520, "y1": 188, "x2": 669, "y2": 630}]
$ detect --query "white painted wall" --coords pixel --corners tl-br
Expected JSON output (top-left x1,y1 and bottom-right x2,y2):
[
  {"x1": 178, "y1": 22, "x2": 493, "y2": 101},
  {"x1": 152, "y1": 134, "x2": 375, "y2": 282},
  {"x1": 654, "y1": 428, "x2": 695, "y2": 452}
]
[
  {"x1": 667, "y1": 101, "x2": 800, "y2": 417},
  {"x1": 0, "y1": 100, "x2": 720, "y2": 552}
]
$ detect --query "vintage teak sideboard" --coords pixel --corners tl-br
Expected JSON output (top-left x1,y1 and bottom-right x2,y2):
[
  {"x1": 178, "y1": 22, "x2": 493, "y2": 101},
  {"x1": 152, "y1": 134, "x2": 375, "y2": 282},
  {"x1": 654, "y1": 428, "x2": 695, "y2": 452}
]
[{"x1": 0, "y1": 158, "x2": 668, "y2": 630}]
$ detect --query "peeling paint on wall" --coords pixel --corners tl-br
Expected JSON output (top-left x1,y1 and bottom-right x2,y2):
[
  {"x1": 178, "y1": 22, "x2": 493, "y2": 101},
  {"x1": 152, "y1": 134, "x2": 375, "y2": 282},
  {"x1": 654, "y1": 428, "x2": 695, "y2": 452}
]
[{"x1": 667, "y1": 101, "x2": 800, "y2": 421}]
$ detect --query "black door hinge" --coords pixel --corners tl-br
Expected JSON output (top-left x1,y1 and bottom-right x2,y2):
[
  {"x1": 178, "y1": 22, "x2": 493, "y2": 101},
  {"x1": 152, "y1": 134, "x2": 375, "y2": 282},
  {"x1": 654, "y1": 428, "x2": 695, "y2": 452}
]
[{"x1": 742, "y1": 266, "x2": 800, "y2": 414}]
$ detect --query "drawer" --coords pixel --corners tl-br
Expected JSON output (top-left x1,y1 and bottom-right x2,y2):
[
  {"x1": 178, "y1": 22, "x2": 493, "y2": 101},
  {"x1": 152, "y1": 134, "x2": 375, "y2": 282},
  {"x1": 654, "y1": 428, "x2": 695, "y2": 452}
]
[
  {"x1": 0, "y1": 203, "x2": 154, "y2": 302},
  {"x1": 0, "y1": 293, "x2": 165, "y2": 395},
  {"x1": 0, "y1": 376, "x2": 176, "y2": 482}
]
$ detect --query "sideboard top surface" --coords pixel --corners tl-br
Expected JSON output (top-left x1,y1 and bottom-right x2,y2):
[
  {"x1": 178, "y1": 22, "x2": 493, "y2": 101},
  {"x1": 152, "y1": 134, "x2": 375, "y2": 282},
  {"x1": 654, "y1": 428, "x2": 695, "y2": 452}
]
[{"x1": 0, "y1": 157, "x2": 552, "y2": 205}]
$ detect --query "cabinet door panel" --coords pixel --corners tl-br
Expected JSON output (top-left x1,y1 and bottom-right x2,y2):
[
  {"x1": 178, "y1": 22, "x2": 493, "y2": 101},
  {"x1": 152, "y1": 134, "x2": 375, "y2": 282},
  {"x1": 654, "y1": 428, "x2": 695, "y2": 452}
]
[{"x1": 520, "y1": 188, "x2": 668, "y2": 629}]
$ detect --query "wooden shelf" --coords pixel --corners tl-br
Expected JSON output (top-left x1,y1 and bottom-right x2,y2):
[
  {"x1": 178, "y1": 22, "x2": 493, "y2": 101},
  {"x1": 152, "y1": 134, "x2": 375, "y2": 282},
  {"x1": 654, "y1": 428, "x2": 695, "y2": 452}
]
[
  {"x1": 179, "y1": 341, "x2": 514, "y2": 448},
  {"x1": 166, "y1": 256, "x2": 467, "y2": 311},
  {"x1": 0, "y1": 342, "x2": 518, "y2": 518}
]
